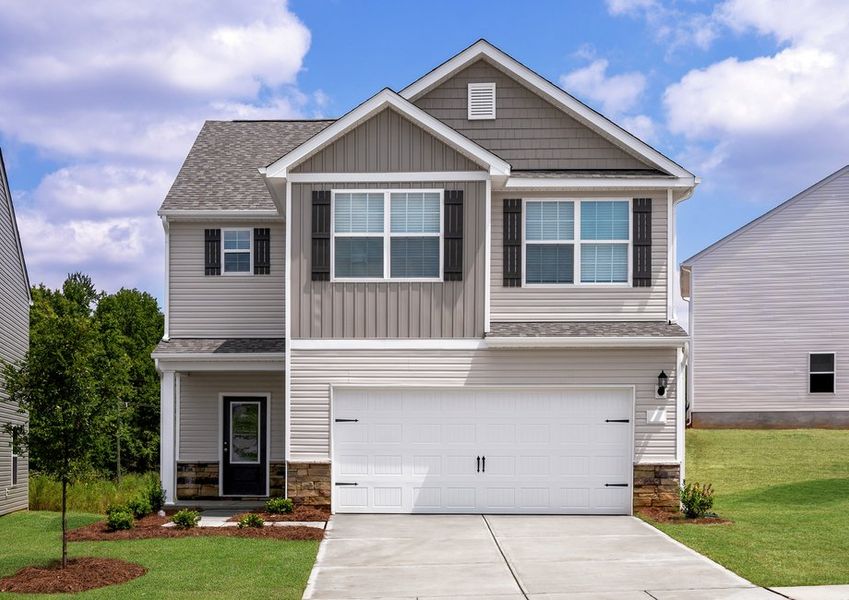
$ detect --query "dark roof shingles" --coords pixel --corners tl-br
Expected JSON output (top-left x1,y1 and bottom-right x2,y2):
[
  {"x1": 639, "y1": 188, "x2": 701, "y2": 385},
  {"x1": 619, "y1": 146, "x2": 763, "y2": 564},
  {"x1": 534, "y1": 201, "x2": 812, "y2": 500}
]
[
  {"x1": 152, "y1": 338, "x2": 285, "y2": 355},
  {"x1": 160, "y1": 120, "x2": 334, "y2": 211},
  {"x1": 486, "y1": 321, "x2": 688, "y2": 338}
]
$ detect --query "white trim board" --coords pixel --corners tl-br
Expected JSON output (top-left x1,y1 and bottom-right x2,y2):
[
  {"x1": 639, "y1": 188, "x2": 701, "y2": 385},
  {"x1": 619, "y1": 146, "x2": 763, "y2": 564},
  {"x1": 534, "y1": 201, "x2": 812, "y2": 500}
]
[
  {"x1": 262, "y1": 89, "x2": 511, "y2": 179},
  {"x1": 287, "y1": 171, "x2": 489, "y2": 183},
  {"x1": 504, "y1": 177, "x2": 696, "y2": 190},
  {"x1": 485, "y1": 336, "x2": 688, "y2": 349},
  {"x1": 400, "y1": 40, "x2": 694, "y2": 180},
  {"x1": 290, "y1": 339, "x2": 488, "y2": 350},
  {"x1": 157, "y1": 209, "x2": 283, "y2": 220}
]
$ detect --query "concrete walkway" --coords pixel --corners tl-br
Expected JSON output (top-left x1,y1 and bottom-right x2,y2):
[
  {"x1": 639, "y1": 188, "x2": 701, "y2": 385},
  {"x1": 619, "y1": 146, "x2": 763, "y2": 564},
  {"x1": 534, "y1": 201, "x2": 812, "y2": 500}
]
[
  {"x1": 773, "y1": 587, "x2": 849, "y2": 600},
  {"x1": 302, "y1": 515, "x2": 783, "y2": 599}
]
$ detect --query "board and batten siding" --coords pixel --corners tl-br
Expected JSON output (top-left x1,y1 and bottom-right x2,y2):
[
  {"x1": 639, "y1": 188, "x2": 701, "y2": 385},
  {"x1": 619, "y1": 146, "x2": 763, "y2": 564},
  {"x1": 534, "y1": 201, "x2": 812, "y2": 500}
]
[
  {"x1": 491, "y1": 192, "x2": 669, "y2": 321},
  {"x1": 290, "y1": 181, "x2": 486, "y2": 339},
  {"x1": 413, "y1": 59, "x2": 651, "y2": 171},
  {"x1": 289, "y1": 348, "x2": 678, "y2": 464},
  {"x1": 291, "y1": 107, "x2": 482, "y2": 173},
  {"x1": 168, "y1": 220, "x2": 285, "y2": 338},
  {"x1": 690, "y1": 168, "x2": 849, "y2": 413},
  {"x1": 0, "y1": 158, "x2": 29, "y2": 515},
  {"x1": 178, "y1": 371, "x2": 285, "y2": 462}
]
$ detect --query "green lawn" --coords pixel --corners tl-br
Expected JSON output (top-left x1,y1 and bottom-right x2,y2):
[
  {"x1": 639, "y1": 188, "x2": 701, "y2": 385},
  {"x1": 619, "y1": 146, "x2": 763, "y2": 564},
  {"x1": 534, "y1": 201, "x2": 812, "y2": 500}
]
[
  {"x1": 0, "y1": 511, "x2": 319, "y2": 599},
  {"x1": 651, "y1": 429, "x2": 849, "y2": 587}
]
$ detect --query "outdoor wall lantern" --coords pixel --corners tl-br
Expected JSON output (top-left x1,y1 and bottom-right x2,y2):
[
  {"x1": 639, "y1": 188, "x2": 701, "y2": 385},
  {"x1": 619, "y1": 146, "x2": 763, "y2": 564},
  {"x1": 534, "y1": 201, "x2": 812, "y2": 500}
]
[{"x1": 657, "y1": 370, "x2": 668, "y2": 398}]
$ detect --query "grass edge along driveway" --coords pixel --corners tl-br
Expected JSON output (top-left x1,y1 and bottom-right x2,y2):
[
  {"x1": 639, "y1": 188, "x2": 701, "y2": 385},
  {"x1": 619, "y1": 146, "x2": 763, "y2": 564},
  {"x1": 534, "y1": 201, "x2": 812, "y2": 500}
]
[
  {"x1": 0, "y1": 511, "x2": 319, "y2": 599},
  {"x1": 646, "y1": 429, "x2": 849, "y2": 587}
]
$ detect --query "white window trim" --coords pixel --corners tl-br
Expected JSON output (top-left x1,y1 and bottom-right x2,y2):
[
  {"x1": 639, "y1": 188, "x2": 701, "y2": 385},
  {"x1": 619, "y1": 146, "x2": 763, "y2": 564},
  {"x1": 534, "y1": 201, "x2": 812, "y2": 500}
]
[
  {"x1": 221, "y1": 228, "x2": 253, "y2": 276},
  {"x1": 808, "y1": 351, "x2": 836, "y2": 395},
  {"x1": 467, "y1": 82, "x2": 496, "y2": 120},
  {"x1": 522, "y1": 198, "x2": 632, "y2": 287},
  {"x1": 330, "y1": 189, "x2": 444, "y2": 283}
]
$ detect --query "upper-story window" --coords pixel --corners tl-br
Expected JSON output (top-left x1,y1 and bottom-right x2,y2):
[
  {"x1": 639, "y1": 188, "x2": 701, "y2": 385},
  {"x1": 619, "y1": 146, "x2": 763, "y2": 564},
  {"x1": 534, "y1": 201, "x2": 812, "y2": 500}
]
[
  {"x1": 524, "y1": 199, "x2": 630, "y2": 286},
  {"x1": 222, "y1": 229, "x2": 252, "y2": 274},
  {"x1": 332, "y1": 190, "x2": 443, "y2": 281}
]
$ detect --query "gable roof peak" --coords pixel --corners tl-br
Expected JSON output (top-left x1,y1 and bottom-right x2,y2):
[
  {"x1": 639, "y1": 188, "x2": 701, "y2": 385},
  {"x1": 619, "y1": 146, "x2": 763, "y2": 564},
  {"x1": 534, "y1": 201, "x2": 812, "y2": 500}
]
[{"x1": 0, "y1": 148, "x2": 31, "y2": 302}]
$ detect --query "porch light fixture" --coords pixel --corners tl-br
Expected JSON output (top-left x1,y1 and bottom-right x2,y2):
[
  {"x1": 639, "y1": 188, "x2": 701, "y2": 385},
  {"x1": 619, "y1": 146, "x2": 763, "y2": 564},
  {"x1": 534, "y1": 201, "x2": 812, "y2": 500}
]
[{"x1": 657, "y1": 371, "x2": 668, "y2": 398}]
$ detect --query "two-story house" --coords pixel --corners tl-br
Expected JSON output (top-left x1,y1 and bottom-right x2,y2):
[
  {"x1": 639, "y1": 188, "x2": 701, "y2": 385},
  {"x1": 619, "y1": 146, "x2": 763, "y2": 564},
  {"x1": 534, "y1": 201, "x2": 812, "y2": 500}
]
[
  {"x1": 153, "y1": 40, "x2": 697, "y2": 515},
  {"x1": 0, "y1": 148, "x2": 31, "y2": 516}
]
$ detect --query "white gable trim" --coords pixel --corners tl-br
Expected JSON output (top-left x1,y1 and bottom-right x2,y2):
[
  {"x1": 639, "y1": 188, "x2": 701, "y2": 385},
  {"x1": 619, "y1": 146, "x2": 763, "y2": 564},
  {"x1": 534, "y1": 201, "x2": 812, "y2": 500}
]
[
  {"x1": 683, "y1": 164, "x2": 849, "y2": 266},
  {"x1": 0, "y1": 149, "x2": 31, "y2": 302},
  {"x1": 263, "y1": 89, "x2": 510, "y2": 179},
  {"x1": 400, "y1": 40, "x2": 693, "y2": 180}
]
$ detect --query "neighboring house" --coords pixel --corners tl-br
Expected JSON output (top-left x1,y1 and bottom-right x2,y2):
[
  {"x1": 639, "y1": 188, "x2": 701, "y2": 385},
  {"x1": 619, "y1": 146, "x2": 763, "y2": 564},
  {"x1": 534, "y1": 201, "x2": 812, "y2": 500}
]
[
  {"x1": 153, "y1": 40, "x2": 698, "y2": 515},
  {"x1": 0, "y1": 148, "x2": 31, "y2": 516},
  {"x1": 682, "y1": 165, "x2": 849, "y2": 428}
]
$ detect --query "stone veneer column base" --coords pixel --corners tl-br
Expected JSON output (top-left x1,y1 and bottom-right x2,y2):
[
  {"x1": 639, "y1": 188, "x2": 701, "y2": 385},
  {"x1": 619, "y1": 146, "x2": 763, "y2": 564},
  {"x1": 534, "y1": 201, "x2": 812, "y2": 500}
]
[
  {"x1": 286, "y1": 462, "x2": 331, "y2": 508},
  {"x1": 633, "y1": 463, "x2": 681, "y2": 512},
  {"x1": 269, "y1": 461, "x2": 286, "y2": 497},
  {"x1": 176, "y1": 462, "x2": 219, "y2": 499}
]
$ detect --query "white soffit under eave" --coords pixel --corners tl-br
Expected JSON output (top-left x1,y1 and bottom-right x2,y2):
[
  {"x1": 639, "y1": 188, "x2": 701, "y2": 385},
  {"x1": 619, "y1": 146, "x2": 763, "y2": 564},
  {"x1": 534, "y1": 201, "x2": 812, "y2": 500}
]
[
  {"x1": 400, "y1": 40, "x2": 694, "y2": 180},
  {"x1": 263, "y1": 88, "x2": 510, "y2": 179}
]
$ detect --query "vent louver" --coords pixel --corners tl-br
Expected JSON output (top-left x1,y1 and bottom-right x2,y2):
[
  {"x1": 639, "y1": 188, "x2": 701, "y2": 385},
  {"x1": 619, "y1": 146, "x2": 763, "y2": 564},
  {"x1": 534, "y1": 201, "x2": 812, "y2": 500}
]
[{"x1": 467, "y1": 82, "x2": 496, "y2": 120}]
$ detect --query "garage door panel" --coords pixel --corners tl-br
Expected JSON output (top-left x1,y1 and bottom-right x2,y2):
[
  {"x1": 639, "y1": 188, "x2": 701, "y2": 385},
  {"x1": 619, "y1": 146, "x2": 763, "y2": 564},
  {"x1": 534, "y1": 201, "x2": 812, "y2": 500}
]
[{"x1": 332, "y1": 388, "x2": 633, "y2": 514}]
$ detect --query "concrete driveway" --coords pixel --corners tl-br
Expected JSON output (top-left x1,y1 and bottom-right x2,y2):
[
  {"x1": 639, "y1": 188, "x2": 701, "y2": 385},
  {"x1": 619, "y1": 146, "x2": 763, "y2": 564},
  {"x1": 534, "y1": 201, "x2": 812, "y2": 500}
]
[{"x1": 303, "y1": 514, "x2": 782, "y2": 599}]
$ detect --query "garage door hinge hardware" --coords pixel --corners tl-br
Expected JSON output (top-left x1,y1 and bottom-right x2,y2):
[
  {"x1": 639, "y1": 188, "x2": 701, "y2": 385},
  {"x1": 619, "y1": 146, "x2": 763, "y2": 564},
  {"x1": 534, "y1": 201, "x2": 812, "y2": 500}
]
[
  {"x1": 604, "y1": 483, "x2": 629, "y2": 487},
  {"x1": 334, "y1": 418, "x2": 359, "y2": 422},
  {"x1": 605, "y1": 419, "x2": 630, "y2": 423},
  {"x1": 334, "y1": 482, "x2": 358, "y2": 486}
]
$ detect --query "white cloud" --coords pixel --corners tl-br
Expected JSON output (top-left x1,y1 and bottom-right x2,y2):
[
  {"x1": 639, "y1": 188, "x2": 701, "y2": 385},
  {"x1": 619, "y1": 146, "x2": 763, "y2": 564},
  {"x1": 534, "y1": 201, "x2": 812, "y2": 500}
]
[
  {"x1": 605, "y1": 0, "x2": 719, "y2": 52},
  {"x1": 620, "y1": 114, "x2": 657, "y2": 143},
  {"x1": 0, "y1": 0, "x2": 318, "y2": 297},
  {"x1": 560, "y1": 59, "x2": 646, "y2": 115}
]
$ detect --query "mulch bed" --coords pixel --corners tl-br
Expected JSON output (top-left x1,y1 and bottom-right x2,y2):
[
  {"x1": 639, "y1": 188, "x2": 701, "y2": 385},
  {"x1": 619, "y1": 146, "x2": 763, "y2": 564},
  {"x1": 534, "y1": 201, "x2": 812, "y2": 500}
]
[
  {"x1": 639, "y1": 507, "x2": 732, "y2": 525},
  {"x1": 67, "y1": 514, "x2": 324, "y2": 541},
  {"x1": 229, "y1": 505, "x2": 330, "y2": 523},
  {"x1": 0, "y1": 557, "x2": 146, "y2": 594}
]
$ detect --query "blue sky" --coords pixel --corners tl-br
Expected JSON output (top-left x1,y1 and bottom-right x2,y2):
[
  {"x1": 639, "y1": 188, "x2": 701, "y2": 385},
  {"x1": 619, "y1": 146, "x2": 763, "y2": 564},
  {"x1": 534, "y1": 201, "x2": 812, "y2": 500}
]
[{"x1": 2, "y1": 0, "x2": 848, "y2": 319}]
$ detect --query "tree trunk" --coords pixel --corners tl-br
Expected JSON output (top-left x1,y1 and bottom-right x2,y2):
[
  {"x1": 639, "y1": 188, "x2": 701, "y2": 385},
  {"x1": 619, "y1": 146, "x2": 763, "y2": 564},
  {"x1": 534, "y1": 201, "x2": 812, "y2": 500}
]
[{"x1": 61, "y1": 477, "x2": 67, "y2": 569}]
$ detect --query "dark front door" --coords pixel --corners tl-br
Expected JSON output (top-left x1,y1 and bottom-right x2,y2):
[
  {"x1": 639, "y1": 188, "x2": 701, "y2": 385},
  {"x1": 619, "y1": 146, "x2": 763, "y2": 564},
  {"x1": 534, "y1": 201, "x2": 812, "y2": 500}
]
[{"x1": 222, "y1": 396, "x2": 267, "y2": 496}]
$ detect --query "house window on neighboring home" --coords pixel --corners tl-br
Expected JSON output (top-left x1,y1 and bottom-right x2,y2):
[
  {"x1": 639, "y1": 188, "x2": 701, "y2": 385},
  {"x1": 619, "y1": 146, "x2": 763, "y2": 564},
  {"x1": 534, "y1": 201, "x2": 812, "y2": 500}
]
[
  {"x1": 222, "y1": 229, "x2": 252, "y2": 274},
  {"x1": 523, "y1": 199, "x2": 630, "y2": 285},
  {"x1": 524, "y1": 201, "x2": 574, "y2": 284},
  {"x1": 332, "y1": 190, "x2": 443, "y2": 281},
  {"x1": 809, "y1": 353, "x2": 835, "y2": 394}
]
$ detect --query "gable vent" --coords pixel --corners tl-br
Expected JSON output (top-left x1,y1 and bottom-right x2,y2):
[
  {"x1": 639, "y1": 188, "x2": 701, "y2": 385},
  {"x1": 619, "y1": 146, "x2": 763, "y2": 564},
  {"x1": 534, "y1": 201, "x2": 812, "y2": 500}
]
[{"x1": 468, "y1": 82, "x2": 496, "y2": 120}]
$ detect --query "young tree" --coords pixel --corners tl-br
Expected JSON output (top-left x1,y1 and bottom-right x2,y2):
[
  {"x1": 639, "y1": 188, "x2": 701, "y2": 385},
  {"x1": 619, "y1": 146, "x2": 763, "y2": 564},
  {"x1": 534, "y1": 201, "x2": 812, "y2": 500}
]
[{"x1": 2, "y1": 285, "x2": 108, "y2": 568}]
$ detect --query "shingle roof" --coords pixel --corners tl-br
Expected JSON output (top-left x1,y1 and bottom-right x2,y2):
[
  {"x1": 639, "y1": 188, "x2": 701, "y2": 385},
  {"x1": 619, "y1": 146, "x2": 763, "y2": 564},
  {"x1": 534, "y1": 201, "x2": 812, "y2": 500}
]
[
  {"x1": 487, "y1": 321, "x2": 688, "y2": 338},
  {"x1": 152, "y1": 338, "x2": 286, "y2": 355},
  {"x1": 160, "y1": 120, "x2": 334, "y2": 212}
]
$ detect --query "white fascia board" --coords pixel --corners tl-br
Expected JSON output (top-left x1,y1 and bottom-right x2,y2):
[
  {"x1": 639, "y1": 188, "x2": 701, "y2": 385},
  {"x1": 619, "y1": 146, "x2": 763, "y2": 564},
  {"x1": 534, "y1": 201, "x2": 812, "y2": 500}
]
[
  {"x1": 157, "y1": 209, "x2": 283, "y2": 220},
  {"x1": 401, "y1": 40, "x2": 693, "y2": 180},
  {"x1": 153, "y1": 355, "x2": 285, "y2": 373},
  {"x1": 502, "y1": 177, "x2": 696, "y2": 191},
  {"x1": 264, "y1": 89, "x2": 510, "y2": 179},
  {"x1": 289, "y1": 339, "x2": 488, "y2": 351},
  {"x1": 287, "y1": 171, "x2": 489, "y2": 183},
  {"x1": 484, "y1": 336, "x2": 688, "y2": 349}
]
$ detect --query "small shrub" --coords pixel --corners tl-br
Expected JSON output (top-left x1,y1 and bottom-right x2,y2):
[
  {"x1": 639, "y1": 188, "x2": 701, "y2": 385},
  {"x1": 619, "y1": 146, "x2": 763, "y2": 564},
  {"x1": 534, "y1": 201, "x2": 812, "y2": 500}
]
[
  {"x1": 265, "y1": 497, "x2": 294, "y2": 514},
  {"x1": 106, "y1": 508, "x2": 134, "y2": 531},
  {"x1": 146, "y1": 480, "x2": 166, "y2": 512},
  {"x1": 171, "y1": 509, "x2": 201, "y2": 529},
  {"x1": 237, "y1": 513, "x2": 265, "y2": 529},
  {"x1": 126, "y1": 496, "x2": 152, "y2": 519},
  {"x1": 680, "y1": 481, "x2": 715, "y2": 518}
]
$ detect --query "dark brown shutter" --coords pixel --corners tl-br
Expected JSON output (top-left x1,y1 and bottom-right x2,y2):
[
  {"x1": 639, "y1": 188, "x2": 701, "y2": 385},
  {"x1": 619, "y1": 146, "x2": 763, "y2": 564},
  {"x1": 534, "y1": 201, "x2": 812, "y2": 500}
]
[
  {"x1": 254, "y1": 228, "x2": 270, "y2": 274},
  {"x1": 312, "y1": 190, "x2": 331, "y2": 281},
  {"x1": 204, "y1": 228, "x2": 221, "y2": 276},
  {"x1": 632, "y1": 198, "x2": 652, "y2": 287},
  {"x1": 443, "y1": 190, "x2": 464, "y2": 281},
  {"x1": 503, "y1": 199, "x2": 522, "y2": 287}
]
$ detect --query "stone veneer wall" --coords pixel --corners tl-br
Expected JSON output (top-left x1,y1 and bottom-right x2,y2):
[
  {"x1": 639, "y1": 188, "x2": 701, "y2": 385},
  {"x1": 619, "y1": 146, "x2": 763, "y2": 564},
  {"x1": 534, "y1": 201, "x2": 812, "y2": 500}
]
[
  {"x1": 633, "y1": 463, "x2": 681, "y2": 512},
  {"x1": 176, "y1": 462, "x2": 219, "y2": 499},
  {"x1": 287, "y1": 462, "x2": 331, "y2": 507}
]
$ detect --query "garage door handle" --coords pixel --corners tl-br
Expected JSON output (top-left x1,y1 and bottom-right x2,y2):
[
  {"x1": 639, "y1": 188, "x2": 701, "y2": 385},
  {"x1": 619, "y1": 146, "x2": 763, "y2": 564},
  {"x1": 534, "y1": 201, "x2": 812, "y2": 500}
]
[
  {"x1": 335, "y1": 482, "x2": 358, "y2": 486},
  {"x1": 476, "y1": 456, "x2": 480, "y2": 472},
  {"x1": 605, "y1": 483, "x2": 629, "y2": 487},
  {"x1": 482, "y1": 456, "x2": 486, "y2": 473},
  {"x1": 605, "y1": 419, "x2": 630, "y2": 423},
  {"x1": 335, "y1": 418, "x2": 359, "y2": 423}
]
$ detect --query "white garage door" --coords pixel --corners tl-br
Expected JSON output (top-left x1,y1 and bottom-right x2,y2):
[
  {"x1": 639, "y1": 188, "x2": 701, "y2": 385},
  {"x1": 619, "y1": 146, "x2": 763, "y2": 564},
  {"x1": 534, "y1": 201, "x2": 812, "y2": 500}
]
[{"x1": 332, "y1": 387, "x2": 633, "y2": 514}]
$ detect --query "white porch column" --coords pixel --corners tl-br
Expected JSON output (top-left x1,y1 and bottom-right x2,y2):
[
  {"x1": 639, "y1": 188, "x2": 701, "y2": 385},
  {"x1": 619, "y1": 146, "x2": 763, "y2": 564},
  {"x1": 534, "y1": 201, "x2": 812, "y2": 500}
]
[{"x1": 160, "y1": 370, "x2": 176, "y2": 505}]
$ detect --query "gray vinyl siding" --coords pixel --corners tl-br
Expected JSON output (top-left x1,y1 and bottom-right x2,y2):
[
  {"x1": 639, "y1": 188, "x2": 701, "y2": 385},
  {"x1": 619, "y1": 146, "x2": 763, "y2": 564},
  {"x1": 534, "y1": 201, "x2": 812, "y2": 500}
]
[
  {"x1": 290, "y1": 181, "x2": 486, "y2": 339},
  {"x1": 289, "y1": 347, "x2": 678, "y2": 463},
  {"x1": 414, "y1": 59, "x2": 651, "y2": 171},
  {"x1": 491, "y1": 192, "x2": 669, "y2": 321},
  {"x1": 178, "y1": 371, "x2": 285, "y2": 462},
  {"x1": 168, "y1": 220, "x2": 285, "y2": 338},
  {"x1": 689, "y1": 168, "x2": 849, "y2": 413},
  {"x1": 292, "y1": 107, "x2": 481, "y2": 173},
  {"x1": 0, "y1": 159, "x2": 29, "y2": 516}
]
